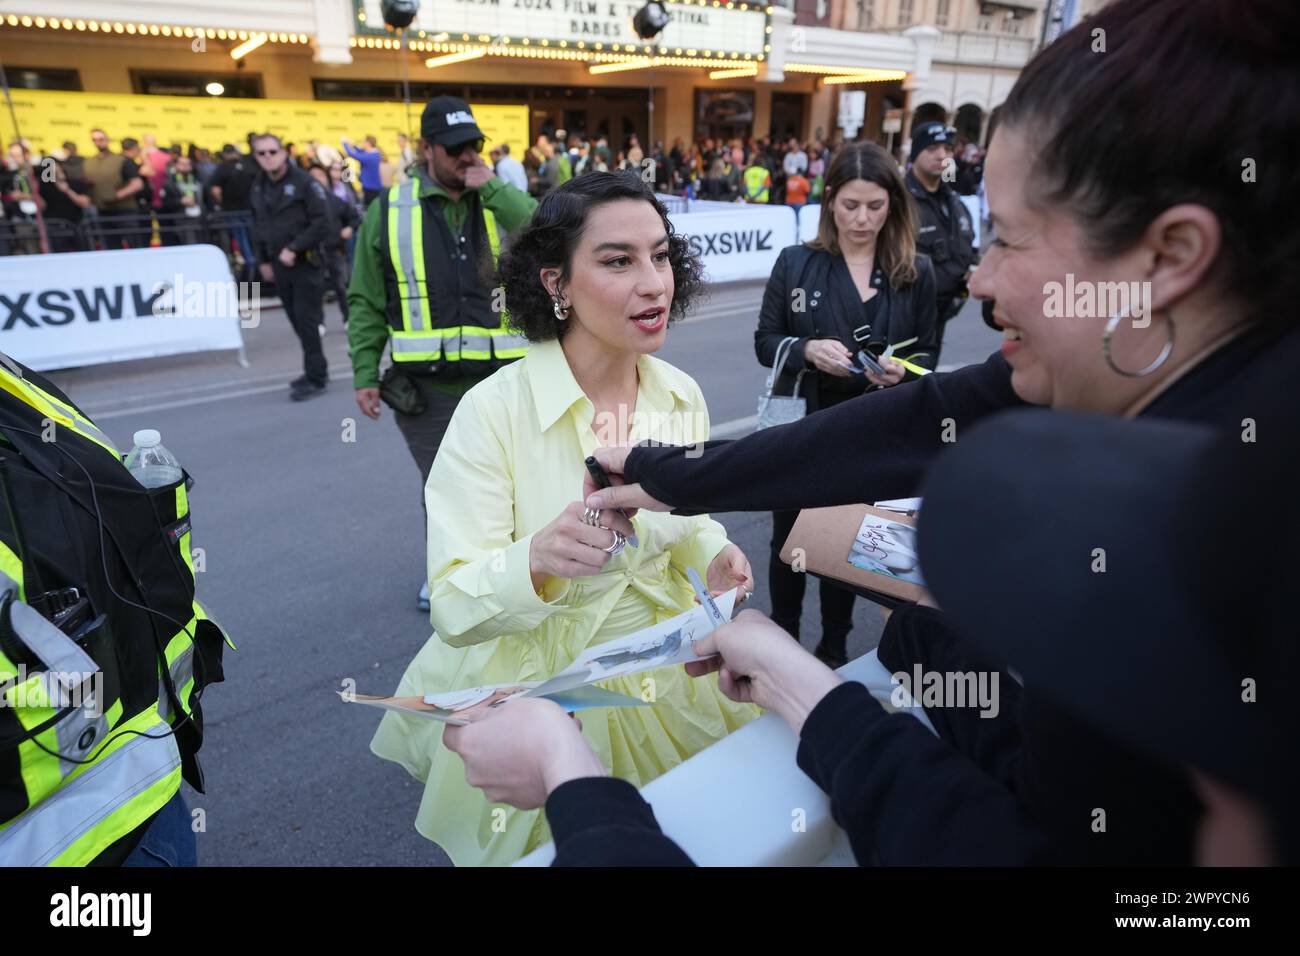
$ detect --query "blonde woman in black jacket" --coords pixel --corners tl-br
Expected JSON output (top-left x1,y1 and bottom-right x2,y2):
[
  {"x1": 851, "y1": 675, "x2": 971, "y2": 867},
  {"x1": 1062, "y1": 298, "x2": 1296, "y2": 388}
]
[{"x1": 754, "y1": 141, "x2": 937, "y2": 667}]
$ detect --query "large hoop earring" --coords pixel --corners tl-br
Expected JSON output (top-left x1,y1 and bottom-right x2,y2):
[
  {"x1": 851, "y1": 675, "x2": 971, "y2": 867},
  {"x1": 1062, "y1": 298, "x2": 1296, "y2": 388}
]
[
  {"x1": 1102, "y1": 308, "x2": 1174, "y2": 378},
  {"x1": 552, "y1": 296, "x2": 569, "y2": 322}
]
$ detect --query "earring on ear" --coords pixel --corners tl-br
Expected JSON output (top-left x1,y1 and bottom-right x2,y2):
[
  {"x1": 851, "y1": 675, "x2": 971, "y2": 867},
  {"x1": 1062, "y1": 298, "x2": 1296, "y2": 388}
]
[
  {"x1": 1102, "y1": 307, "x2": 1175, "y2": 377},
  {"x1": 552, "y1": 295, "x2": 570, "y2": 321}
]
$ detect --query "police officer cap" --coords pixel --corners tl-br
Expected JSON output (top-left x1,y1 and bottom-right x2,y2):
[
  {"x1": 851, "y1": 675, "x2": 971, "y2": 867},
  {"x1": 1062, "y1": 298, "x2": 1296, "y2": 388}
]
[
  {"x1": 421, "y1": 95, "x2": 486, "y2": 148},
  {"x1": 909, "y1": 121, "x2": 957, "y2": 162}
]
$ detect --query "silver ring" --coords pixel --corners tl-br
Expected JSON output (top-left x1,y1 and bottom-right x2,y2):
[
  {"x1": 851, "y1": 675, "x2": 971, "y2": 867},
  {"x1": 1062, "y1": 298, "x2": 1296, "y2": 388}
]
[
  {"x1": 602, "y1": 530, "x2": 626, "y2": 555},
  {"x1": 582, "y1": 507, "x2": 603, "y2": 527}
]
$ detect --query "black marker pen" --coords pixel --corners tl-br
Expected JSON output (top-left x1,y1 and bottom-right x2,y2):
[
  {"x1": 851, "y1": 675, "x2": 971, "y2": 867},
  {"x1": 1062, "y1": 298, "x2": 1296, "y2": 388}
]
[{"x1": 585, "y1": 455, "x2": 640, "y2": 548}]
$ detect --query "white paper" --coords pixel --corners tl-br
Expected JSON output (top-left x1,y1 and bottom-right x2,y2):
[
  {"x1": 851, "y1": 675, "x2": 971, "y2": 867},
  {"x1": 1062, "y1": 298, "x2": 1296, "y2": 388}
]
[{"x1": 342, "y1": 588, "x2": 742, "y2": 722}]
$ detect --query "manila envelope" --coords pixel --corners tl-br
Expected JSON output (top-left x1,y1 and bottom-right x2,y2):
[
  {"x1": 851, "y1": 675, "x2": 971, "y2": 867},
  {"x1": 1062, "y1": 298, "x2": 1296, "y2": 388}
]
[{"x1": 779, "y1": 504, "x2": 927, "y2": 607}]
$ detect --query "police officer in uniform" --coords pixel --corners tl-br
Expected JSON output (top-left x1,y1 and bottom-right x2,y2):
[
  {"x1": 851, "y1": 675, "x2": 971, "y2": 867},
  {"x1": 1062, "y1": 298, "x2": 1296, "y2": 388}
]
[
  {"x1": 0, "y1": 351, "x2": 231, "y2": 865},
  {"x1": 250, "y1": 133, "x2": 334, "y2": 401},
  {"x1": 905, "y1": 122, "x2": 977, "y2": 358},
  {"x1": 347, "y1": 96, "x2": 537, "y2": 610}
]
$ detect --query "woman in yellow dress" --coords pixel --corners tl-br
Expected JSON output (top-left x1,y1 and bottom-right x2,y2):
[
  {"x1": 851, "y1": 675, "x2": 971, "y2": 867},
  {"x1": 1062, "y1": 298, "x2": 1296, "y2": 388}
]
[{"x1": 370, "y1": 171, "x2": 761, "y2": 866}]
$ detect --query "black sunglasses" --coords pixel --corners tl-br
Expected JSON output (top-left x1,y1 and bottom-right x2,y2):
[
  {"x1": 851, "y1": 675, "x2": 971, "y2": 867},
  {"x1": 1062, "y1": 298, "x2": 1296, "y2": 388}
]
[
  {"x1": 444, "y1": 138, "x2": 485, "y2": 158},
  {"x1": 255, "y1": 148, "x2": 281, "y2": 157}
]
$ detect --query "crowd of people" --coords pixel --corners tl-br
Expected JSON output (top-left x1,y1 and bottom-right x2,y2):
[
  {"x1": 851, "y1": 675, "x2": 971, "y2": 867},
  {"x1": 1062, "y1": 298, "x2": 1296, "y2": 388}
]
[
  {"x1": 0, "y1": 130, "x2": 386, "y2": 270},
  {"x1": 514, "y1": 128, "x2": 984, "y2": 211},
  {"x1": 0, "y1": 119, "x2": 987, "y2": 260}
]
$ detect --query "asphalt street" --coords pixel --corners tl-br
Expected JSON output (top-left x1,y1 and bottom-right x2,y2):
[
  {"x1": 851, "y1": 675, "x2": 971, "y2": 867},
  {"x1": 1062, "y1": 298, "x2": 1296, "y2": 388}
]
[{"x1": 42, "y1": 282, "x2": 1000, "y2": 866}]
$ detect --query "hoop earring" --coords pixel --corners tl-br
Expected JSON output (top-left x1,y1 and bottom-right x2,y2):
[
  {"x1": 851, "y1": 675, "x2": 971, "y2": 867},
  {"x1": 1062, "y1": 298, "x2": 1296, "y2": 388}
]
[
  {"x1": 552, "y1": 296, "x2": 570, "y2": 322},
  {"x1": 1102, "y1": 308, "x2": 1174, "y2": 378}
]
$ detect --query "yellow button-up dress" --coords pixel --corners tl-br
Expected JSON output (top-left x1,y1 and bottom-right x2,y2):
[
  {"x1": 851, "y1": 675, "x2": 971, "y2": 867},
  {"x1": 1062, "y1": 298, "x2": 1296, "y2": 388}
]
[{"x1": 370, "y1": 338, "x2": 760, "y2": 866}]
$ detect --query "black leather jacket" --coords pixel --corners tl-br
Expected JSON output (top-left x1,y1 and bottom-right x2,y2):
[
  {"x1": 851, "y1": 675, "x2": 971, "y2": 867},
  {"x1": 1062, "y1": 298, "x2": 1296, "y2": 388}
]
[
  {"x1": 755, "y1": 243, "x2": 938, "y2": 413},
  {"x1": 905, "y1": 171, "x2": 976, "y2": 301},
  {"x1": 250, "y1": 164, "x2": 332, "y2": 264}
]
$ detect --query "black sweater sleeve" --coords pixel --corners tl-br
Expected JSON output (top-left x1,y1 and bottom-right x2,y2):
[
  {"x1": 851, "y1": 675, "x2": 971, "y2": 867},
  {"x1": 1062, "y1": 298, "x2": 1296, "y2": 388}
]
[
  {"x1": 547, "y1": 777, "x2": 695, "y2": 867},
  {"x1": 624, "y1": 350, "x2": 1024, "y2": 515},
  {"x1": 797, "y1": 682, "x2": 1051, "y2": 865}
]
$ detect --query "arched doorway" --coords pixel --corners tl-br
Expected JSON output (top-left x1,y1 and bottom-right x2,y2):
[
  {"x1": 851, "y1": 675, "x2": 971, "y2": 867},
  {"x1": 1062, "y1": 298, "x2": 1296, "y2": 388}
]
[
  {"x1": 954, "y1": 103, "x2": 985, "y2": 146},
  {"x1": 911, "y1": 102, "x2": 949, "y2": 128}
]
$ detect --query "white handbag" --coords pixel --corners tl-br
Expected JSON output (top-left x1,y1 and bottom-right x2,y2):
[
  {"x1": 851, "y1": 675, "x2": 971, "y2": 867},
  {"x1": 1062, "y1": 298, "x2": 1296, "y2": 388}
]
[{"x1": 756, "y1": 335, "x2": 809, "y2": 431}]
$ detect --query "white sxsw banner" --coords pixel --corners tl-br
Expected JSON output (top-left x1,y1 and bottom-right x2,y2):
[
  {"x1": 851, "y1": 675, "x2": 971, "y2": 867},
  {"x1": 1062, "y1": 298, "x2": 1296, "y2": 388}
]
[
  {"x1": 0, "y1": 244, "x2": 246, "y2": 372},
  {"x1": 668, "y1": 205, "x2": 798, "y2": 284},
  {"x1": 797, "y1": 203, "x2": 823, "y2": 244}
]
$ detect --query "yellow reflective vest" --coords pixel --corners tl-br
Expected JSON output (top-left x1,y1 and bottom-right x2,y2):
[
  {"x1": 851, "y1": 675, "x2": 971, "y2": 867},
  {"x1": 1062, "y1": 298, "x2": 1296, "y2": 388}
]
[{"x1": 0, "y1": 359, "x2": 231, "y2": 865}]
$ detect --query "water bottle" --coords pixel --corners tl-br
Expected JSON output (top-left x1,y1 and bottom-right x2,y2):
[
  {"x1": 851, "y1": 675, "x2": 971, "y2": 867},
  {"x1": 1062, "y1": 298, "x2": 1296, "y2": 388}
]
[{"x1": 125, "y1": 430, "x2": 183, "y2": 489}]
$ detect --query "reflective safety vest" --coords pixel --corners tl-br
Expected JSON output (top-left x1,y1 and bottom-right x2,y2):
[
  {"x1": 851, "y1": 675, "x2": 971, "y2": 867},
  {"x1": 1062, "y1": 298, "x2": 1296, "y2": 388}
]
[
  {"x1": 380, "y1": 179, "x2": 530, "y2": 378},
  {"x1": 744, "y1": 165, "x2": 771, "y2": 203},
  {"x1": 0, "y1": 360, "x2": 231, "y2": 865}
]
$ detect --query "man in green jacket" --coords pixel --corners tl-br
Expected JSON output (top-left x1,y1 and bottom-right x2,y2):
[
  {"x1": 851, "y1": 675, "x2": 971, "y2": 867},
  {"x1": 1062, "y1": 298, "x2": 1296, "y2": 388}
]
[{"x1": 347, "y1": 95, "x2": 538, "y2": 611}]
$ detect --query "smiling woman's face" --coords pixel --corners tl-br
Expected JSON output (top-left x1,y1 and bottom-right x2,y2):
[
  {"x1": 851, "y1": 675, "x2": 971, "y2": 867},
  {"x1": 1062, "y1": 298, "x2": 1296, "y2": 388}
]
[
  {"x1": 547, "y1": 198, "x2": 674, "y2": 355},
  {"x1": 971, "y1": 126, "x2": 1171, "y2": 410}
]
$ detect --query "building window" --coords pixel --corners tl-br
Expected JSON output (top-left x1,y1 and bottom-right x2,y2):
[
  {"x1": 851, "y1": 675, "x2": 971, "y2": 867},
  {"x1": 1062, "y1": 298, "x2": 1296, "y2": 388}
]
[
  {"x1": 2, "y1": 66, "x2": 82, "y2": 91},
  {"x1": 856, "y1": 0, "x2": 876, "y2": 30},
  {"x1": 935, "y1": 0, "x2": 951, "y2": 28},
  {"x1": 133, "y1": 71, "x2": 263, "y2": 98},
  {"x1": 897, "y1": 0, "x2": 914, "y2": 25},
  {"x1": 313, "y1": 78, "x2": 467, "y2": 101}
]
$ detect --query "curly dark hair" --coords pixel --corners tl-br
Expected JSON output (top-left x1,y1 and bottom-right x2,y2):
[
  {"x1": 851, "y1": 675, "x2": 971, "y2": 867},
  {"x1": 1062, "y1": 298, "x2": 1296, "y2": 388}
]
[{"x1": 491, "y1": 170, "x2": 707, "y2": 342}]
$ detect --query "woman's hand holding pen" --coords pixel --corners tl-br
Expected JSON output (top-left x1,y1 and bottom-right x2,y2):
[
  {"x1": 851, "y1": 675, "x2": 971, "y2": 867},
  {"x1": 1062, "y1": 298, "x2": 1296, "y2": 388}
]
[
  {"x1": 529, "y1": 501, "x2": 637, "y2": 590},
  {"x1": 685, "y1": 609, "x2": 843, "y2": 736}
]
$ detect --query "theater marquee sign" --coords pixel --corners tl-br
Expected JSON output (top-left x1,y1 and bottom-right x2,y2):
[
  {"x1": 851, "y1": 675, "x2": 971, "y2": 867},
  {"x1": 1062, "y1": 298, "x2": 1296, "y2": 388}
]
[{"x1": 355, "y1": 0, "x2": 769, "y2": 58}]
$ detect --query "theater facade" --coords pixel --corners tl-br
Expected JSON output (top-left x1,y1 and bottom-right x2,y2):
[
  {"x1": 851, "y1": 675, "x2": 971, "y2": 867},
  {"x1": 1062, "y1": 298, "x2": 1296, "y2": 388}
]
[{"x1": 0, "y1": 0, "x2": 949, "y2": 157}]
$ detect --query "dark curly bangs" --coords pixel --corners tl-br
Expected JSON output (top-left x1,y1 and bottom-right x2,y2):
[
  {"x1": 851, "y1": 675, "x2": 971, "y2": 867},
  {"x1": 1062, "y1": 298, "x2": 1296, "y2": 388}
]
[{"x1": 490, "y1": 170, "x2": 707, "y2": 342}]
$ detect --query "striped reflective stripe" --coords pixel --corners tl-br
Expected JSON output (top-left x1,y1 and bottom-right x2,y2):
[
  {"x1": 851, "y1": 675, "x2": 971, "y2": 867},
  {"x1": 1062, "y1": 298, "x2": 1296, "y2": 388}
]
[
  {"x1": 459, "y1": 333, "x2": 493, "y2": 360},
  {"x1": 384, "y1": 184, "x2": 523, "y2": 363},
  {"x1": 5, "y1": 666, "x2": 62, "y2": 808},
  {"x1": 176, "y1": 484, "x2": 195, "y2": 579},
  {"x1": 492, "y1": 331, "x2": 530, "y2": 358},
  {"x1": 0, "y1": 544, "x2": 22, "y2": 604},
  {"x1": 0, "y1": 369, "x2": 120, "y2": 458},
  {"x1": 392, "y1": 329, "x2": 457, "y2": 362},
  {"x1": 0, "y1": 710, "x2": 181, "y2": 867},
  {"x1": 157, "y1": 620, "x2": 197, "y2": 723},
  {"x1": 483, "y1": 206, "x2": 502, "y2": 262},
  {"x1": 6, "y1": 598, "x2": 98, "y2": 689},
  {"x1": 387, "y1": 180, "x2": 428, "y2": 334}
]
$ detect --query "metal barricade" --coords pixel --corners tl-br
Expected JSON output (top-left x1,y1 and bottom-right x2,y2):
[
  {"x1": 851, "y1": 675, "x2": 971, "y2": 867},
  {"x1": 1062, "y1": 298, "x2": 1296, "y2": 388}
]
[{"x1": 0, "y1": 210, "x2": 259, "y2": 281}]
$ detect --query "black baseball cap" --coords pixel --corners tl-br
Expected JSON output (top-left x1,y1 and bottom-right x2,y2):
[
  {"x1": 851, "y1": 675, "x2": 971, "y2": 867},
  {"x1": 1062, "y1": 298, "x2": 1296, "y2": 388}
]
[
  {"x1": 909, "y1": 121, "x2": 957, "y2": 161},
  {"x1": 420, "y1": 95, "x2": 485, "y2": 148},
  {"x1": 917, "y1": 409, "x2": 1299, "y2": 862}
]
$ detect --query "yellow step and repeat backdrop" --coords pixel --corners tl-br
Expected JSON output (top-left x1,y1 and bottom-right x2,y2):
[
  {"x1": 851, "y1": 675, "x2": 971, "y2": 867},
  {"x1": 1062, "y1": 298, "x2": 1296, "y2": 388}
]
[{"x1": 1, "y1": 89, "x2": 529, "y2": 163}]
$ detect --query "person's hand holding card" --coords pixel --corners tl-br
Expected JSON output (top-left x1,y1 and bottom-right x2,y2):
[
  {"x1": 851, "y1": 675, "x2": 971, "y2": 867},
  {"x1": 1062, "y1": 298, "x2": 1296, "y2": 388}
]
[{"x1": 442, "y1": 698, "x2": 605, "y2": 810}]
